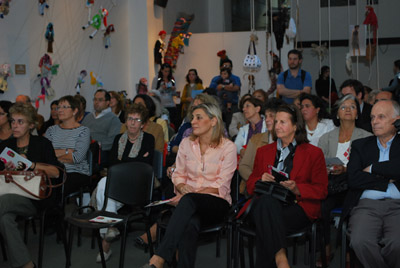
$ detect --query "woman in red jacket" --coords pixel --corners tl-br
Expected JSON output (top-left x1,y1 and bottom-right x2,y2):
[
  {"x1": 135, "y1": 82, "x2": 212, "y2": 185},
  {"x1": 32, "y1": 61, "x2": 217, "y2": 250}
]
[{"x1": 244, "y1": 104, "x2": 328, "y2": 268}]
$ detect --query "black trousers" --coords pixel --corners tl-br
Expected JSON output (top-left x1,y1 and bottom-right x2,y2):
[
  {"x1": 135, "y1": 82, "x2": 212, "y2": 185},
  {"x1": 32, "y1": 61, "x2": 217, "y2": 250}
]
[
  {"x1": 63, "y1": 172, "x2": 90, "y2": 197},
  {"x1": 156, "y1": 193, "x2": 230, "y2": 268},
  {"x1": 249, "y1": 194, "x2": 310, "y2": 268}
]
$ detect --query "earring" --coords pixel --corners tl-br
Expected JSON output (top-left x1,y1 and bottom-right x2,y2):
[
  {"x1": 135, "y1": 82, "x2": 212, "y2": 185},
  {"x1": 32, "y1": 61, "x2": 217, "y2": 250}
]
[{"x1": 337, "y1": 116, "x2": 339, "y2": 119}]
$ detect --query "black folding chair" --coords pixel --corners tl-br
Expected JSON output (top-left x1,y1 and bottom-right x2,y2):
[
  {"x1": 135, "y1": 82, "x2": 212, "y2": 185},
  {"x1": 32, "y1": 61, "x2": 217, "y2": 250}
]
[{"x1": 65, "y1": 162, "x2": 155, "y2": 268}]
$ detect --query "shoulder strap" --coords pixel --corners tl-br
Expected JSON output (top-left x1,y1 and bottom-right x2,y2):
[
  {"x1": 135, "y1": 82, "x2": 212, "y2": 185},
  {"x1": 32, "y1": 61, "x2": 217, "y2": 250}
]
[
  {"x1": 301, "y1": 70, "x2": 306, "y2": 85},
  {"x1": 283, "y1": 70, "x2": 289, "y2": 83}
]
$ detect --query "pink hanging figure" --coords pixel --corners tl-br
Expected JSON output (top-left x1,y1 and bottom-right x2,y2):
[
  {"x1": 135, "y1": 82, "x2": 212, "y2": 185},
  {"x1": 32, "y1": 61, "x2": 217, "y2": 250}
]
[{"x1": 38, "y1": 0, "x2": 49, "y2": 16}]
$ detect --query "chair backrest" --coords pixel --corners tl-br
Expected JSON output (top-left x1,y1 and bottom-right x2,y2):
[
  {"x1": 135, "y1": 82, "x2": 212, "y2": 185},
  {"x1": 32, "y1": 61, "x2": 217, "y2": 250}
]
[
  {"x1": 152, "y1": 150, "x2": 163, "y2": 181},
  {"x1": 87, "y1": 149, "x2": 93, "y2": 177},
  {"x1": 103, "y1": 162, "x2": 154, "y2": 208},
  {"x1": 230, "y1": 170, "x2": 240, "y2": 207}
]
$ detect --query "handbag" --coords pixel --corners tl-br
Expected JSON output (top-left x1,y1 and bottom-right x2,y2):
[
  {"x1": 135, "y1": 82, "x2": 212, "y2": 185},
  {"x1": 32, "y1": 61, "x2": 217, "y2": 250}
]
[
  {"x1": 0, "y1": 165, "x2": 66, "y2": 200},
  {"x1": 243, "y1": 40, "x2": 261, "y2": 71},
  {"x1": 327, "y1": 173, "x2": 348, "y2": 195},
  {"x1": 254, "y1": 180, "x2": 295, "y2": 204}
]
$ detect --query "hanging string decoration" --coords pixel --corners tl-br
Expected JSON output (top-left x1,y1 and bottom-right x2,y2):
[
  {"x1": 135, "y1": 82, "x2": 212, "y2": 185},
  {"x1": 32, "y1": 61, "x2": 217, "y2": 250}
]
[
  {"x1": 163, "y1": 14, "x2": 194, "y2": 69},
  {"x1": 85, "y1": 0, "x2": 95, "y2": 23},
  {"x1": 270, "y1": 7, "x2": 290, "y2": 51},
  {"x1": 0, "y1": 63, "x2": 12, "y2": 93},
  {"x1": 0, "y1": 0, "x2": 11, "y2": 19},
  {"x1": 38, "y1": 0, "x2": 49, "y2": 16},
  {"x1": 75, "y1": 70, "x2": 87, "y2": 94},
  {"x1": 82, "y1": 8, "x2": 109, "y2": 39},
  {"x1": 103, "y1": 24, "x2": 115, "y2": 49},
  {"x1": 45, "y1": 22, "x2": 54, "y2": 53},
  {"x1": 311, "y1": 42, "x2": 328, "y2": 61},
  {"x1": 363, "y1": 5, "x2": 378, "y2": 62}
]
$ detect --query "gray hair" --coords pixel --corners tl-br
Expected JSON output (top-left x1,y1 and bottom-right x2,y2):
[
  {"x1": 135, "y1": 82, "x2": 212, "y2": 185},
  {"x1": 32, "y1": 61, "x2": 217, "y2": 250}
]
[
  {"x1": 392, "y1": 100, "x2": 400, "y2": 118},
  {"x1": 334, "y1": 94, "x2": 358, "y2": 108}
]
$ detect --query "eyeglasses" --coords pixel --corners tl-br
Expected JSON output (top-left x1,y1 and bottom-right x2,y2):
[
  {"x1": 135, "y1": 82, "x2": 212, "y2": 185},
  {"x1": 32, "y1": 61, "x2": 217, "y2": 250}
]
[
  {"x1": 11, "y1": 119, "x2": 27, "y2": 125},
  {"x1": 0, "y1": 112, "x2": 7, "y2": 116},
  {"x1": 300, "y1": 104, "x2": 314, "y2": 109},
  {"x1": 127, "y1": 117, "x2": 142, "y2": 123},
  {"x1": 339, "y1": 105, "x2": 357, "y2": 111},
  {"x1": 93, "y1": 98, "x2": 106, "y2": 102},
  {"x1": 56, "y1": 105, "x2": 72, "y2": 110}
]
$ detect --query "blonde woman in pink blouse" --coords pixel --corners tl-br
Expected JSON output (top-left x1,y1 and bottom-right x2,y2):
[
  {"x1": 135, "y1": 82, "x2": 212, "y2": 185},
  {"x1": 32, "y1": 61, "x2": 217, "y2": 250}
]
[{"x1": 141, "y1": 103, "x2": 237, "y2": 268}]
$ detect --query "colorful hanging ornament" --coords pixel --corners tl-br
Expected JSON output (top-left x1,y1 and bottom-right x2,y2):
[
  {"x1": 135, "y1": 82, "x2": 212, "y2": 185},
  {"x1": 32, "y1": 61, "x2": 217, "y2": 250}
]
[
  {"x1": 311, "y1": 43, "x2": 328, "y2": 61},
  {"x1": 104, "y1": 24, "x2": 115, "y2": 49},
  {"x1": 0, "y1": 63, "x2": 12, "y2": 93},
  {"x1": 38, "y1": 0, "x2": 49, "y2": 16},
  {"x1": 363, "y1": 6, "x2": 378, "y2": 45},
  {"x1": 45, "y1": 22, "x2": 54, "y2": 53},
  {"x1": 85, "y1": 0, "x2": 95, "y2": 23},
  {"x1": 82, "y1": 8, "x2": 108, "y2": 39},
  {"x1": 75, "y1": 70, "x2": 87, "y2": 94},
  {"x1": 38, "y1": 54, "x2": 58, "y2": 101},
  {"x1": 0, "y1": 0, "x2": 11, "y2": 19},
  {"x1": 90, "y1": 71, "x2": 103, "y2": 87}
]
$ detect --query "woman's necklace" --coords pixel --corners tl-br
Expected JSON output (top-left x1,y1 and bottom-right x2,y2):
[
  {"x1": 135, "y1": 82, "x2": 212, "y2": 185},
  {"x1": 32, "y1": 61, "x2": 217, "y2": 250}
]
[{"x1": 128, "y1": 133, "x2": 140, "y2": 143}]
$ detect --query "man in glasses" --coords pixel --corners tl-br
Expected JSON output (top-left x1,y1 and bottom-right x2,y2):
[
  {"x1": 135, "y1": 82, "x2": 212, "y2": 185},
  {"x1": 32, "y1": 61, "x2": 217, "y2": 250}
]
[{"x1": 82, "y1": 89, "x2": 121, "y2": 167}]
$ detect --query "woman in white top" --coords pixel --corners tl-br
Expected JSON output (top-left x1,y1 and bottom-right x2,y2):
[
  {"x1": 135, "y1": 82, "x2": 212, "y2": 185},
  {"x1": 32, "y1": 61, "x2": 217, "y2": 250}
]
[
  {"x1": 234, "y1": 97, "x2": 267, "y2": 156},
  {"x1": 228, "y1": 94, "x2": 251, "y2": 138},
  {"x1": 317, "y1": 94, "x2": 371, "y2": 266},
  {"x1": 300, "y1": 93, "x2": 335, "y2": 146}
]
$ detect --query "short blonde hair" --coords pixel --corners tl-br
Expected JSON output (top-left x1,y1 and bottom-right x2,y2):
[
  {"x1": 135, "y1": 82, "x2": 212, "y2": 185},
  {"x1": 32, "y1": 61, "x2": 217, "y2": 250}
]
[
  {"x1": 9, "y1": 103, "x2": 38, "y2": 130},
  {"x1": 190, "y1": 103, "x2": 225, "y2": 146}
]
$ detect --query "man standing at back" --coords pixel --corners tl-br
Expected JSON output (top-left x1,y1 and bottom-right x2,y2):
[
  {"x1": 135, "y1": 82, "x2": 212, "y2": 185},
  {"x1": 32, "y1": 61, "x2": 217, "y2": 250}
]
[
  {"x1": 82, "y1": 89, "x2": 121, "y2": 167},
  {"x1": 277, "y1": 49, "x2": 312, "y2": 104}
]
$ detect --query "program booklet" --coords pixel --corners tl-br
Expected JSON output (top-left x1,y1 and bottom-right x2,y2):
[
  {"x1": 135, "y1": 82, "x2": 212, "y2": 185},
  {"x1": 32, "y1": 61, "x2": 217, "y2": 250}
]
[
  {"x1": 0, "y1": 147, "x2": 32, "y2": 171},
  {"x1": 89, "y1": 216, "x2": 123, "y2": 224},
  {"x1": 145, "y1": 199, "x2": 172, "y2": 208}
]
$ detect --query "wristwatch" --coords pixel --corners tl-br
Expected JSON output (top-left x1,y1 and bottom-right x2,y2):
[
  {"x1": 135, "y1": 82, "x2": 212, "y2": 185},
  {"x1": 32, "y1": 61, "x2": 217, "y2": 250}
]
[{"x1": 65, "y1": 149, "x2": 69, "y2": 155}]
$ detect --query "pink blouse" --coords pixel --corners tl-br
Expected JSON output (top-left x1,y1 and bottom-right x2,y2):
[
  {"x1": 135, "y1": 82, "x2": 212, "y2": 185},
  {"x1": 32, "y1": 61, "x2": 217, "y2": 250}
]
[{"x1": 172, "y1": 137, "x2": 237, "y2": 205}]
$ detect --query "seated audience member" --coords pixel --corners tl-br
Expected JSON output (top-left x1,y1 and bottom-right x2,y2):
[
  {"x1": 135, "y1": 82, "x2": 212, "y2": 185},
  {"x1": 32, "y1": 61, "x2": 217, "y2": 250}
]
[
  {"x1": 300, "y1": 93, "x2": 334, "y2": 146},
  {"x1": 252, "y1": 89, "x2": 268, "y2": 103},
  {"x1": 238, "y1": 104, "x2": 328, "y2": 268},
  {"x1": 342, "y1": 100, "x2": 400, "y2": 268},
  {"x1": 133, "y1": 94, "x2": 168, "y2": 148},
  {"x1": 15, "y1": 94, "x2": 31, "y2": 104},
  {"x1": 317, "y1": 94, "x2": 371, "y2": 266},
  {"x1": 234, "y1": 97, "x2": 266, "y2": 156},
  {"x1": 142, "y1": 103, "x2": 236, "y2": 268},
  {"x1": 40, "y1": 100, "x2": 59, "y2": 136},
  {"x1": 169, "y1": 93, "x2": 219, "y2": 155},
  {"x1": 180, "y1": 68, "x2": 204, "y2": 117},
  {"x1": 229, "y1": 94, "x2": 252, "y2": 139},
  {"x1": 155, "y1": 63, "x2": 180, "y2": 130},
  {"x1": 340, "y1": 79, "x2": 372, "y2": 132},
  {"x1": 95, "y1": 103, "x2": 155, "y2": 262},
  {"x1": 109, "y1": 91, "x2": 126, "y2": 123},
  {"x1": 375, "y1": 90, "x2": 395, "y2": 103},
  {"x1": 45, "y1": 95, "x2": 91, "y2": 197},
  {"x1": 293, "y1": 94, "x2": 302, "y2": 110},
  {"x1": 209, "y1": 58, "x2": 241, "y2": 112},
  {"x1": 239, "y1": 98, "x2": 283, "y2": 195},
  {"x1": 82, "y1": 89, "x2": 122, "y2": 167},
  {"x1": 381, "y1": 59, "x2": 400, "y2": 103},
  {"x1": 15, "y1": 94, "x2": 44, "y2": 136},
  {"x1": 0, "y1": 103, "x2": 61, "y2": 268},
  {"x1": 366, "y1": 89, "x2": 380, "y2": 105},
  {"x1": 363, "y1": 86, "x2": 373, "y2": 104},
  {"x1": 74, "y1": 94, "x2": 90, "y2": 123},
  {"x1": 0, "y1": 100, "x2": 13, "y2": 142}
]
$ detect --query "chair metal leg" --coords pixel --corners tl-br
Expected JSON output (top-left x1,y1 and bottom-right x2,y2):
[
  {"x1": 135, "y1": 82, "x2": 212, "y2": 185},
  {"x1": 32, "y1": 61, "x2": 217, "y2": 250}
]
[
  {"x1": 226, "y1": 224, "x2": 232, "y2": 268},
  {"x1": 341, "y1": 222, "x2": 347, "y2": 268},
  {"x1": 119, "y1": 223, "x2": 128, "y2": 268},
  {"x1": 239, "y1": 233, "x2": 245, "y2": 268},
  {"x1": 96, "y1": 230, "x2": 107, "y2": 268},
  {"x1": 248, "y1": 236, "x2": 254, "y2": 268},
  {"x1": 38, "y1": 211, "x2": 46, "y2": 268},
  {"x1": 216, "y1": 230, "x2": 221, "y2": 257},
  {"x1": 310, "y1": 222, "x2": 317, "y2": 268},
  {"x1": 66, "y1": 224, "x2": 74, "y2": 268},
  {"x1": 292, "y1": 237, "x2": 298, "y2": 265}
]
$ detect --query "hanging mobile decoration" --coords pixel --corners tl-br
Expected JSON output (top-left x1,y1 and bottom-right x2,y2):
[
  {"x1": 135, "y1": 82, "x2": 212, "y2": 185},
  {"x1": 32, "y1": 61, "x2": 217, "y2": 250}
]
[
  {"x1": 311, "y1": 43, "x2": 328, "y2": 61},
  {"x1": 38, "y1": 54, "x2": 58, "y2": 102},
  {"x1": 0, "y1": 0, "x2": 11, "y2": 19},
  {"x1": 82, "y1": 8, "x2": 109, "y2": 39},
  {"x1": 0, "y1": 63, "x2": 12, "y2": 93},
  {"x1": 45, "y1": 23, "x2": 54, "y2": 53},
  {"x1": 104, "y1": 24, "x2": 115, "y2": 49},
  {"x1": 163, "y1": 14, "x2": 194, "y2": 69},
  {"x1": 38, "y1": 0, "x2": 49, "y2": 16},
  {"x1": 90, "y1": 71, "x2": 103, "y2": 87},
  {"x1": 75, "y1": 70, "x2": 87, "y2": 94},
  {"x1": 363, "y1": 5, "x2": 378, "y2": 62},
  {"x1": 85, "y1": 0, "x2": 95, "y2": 23}
]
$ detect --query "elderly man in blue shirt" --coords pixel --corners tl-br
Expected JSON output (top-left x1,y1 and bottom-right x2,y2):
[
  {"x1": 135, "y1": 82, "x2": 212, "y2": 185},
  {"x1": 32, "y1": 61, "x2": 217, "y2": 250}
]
[{"x1": 342, "y1": 99, "x2": 400, "y2": 268}]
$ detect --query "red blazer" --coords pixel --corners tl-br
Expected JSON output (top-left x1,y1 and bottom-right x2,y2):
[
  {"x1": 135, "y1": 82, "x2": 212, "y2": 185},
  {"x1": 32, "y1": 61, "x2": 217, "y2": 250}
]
[{"x1": 239, "y1": 142, "x2": 328, "y2": 220}]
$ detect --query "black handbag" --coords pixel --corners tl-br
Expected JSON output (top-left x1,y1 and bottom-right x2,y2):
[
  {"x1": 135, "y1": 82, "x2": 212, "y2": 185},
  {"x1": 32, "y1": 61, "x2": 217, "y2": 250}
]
[
  {"x1": 254, "y1": 180, "x2": 295, "y2": 204},
  {"x1": 327, "y1": 173, "x2": 348, "y2": 195}
]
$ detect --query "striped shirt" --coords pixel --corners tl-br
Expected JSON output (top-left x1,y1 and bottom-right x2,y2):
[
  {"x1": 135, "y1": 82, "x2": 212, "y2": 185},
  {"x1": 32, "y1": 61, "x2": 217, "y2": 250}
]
[{"x1": 45, "y1": 125, "x2": 90, "y2": 175}]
